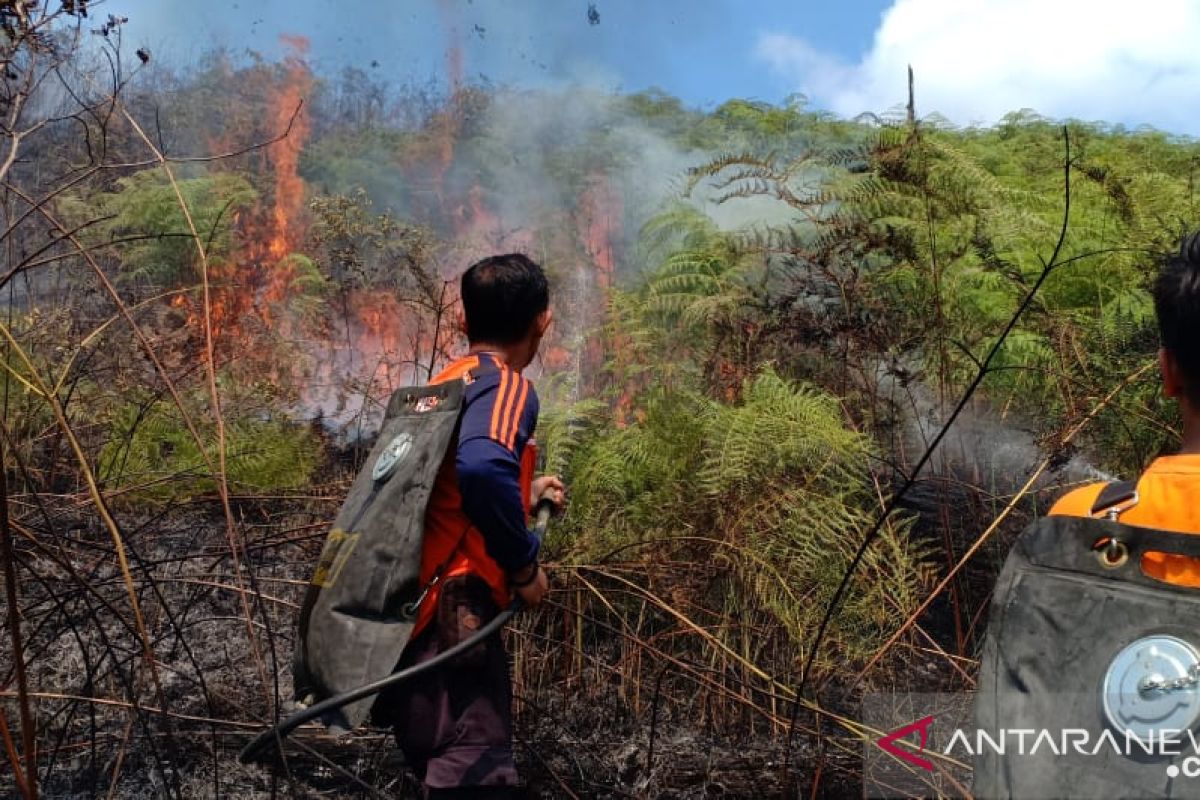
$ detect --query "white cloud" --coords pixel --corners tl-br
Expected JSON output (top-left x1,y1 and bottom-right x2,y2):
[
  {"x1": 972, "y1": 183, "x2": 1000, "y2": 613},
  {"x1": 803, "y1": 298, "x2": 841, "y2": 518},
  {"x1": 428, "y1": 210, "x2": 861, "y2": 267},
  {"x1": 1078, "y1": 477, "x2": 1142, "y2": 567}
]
[{"x1": 756, "y1": 0, "x2": 1200, "y2": 134}]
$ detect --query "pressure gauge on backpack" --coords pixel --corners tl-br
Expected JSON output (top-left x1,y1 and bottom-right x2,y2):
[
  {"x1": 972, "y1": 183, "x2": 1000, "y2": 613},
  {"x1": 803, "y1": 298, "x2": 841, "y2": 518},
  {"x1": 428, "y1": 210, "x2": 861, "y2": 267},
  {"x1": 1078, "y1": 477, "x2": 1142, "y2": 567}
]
[{"x1": 372, "y1": 432, "x2": 414, "y2": 483}]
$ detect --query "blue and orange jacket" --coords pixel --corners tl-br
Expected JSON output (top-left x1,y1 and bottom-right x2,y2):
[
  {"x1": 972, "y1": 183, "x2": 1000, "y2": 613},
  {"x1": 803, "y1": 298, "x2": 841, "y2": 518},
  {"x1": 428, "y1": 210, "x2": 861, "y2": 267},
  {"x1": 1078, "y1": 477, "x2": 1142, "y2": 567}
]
[{"x1": 414, "y1": 352, "x2": 540, "y2": 636}]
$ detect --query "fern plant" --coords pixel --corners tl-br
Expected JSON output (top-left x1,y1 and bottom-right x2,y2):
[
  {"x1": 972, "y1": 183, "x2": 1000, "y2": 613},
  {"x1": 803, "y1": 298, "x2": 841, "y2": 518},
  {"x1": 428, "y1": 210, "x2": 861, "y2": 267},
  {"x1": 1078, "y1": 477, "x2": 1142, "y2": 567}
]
[
  {"x1": 97, "y1": 387, "x2": 322, "y2": 503},
  {"x1": 555, "y1": 369, "x2": 930, "y2": 665},
  {"x1": 60, "y1": 169, "x2": 258, "y2": 286}
]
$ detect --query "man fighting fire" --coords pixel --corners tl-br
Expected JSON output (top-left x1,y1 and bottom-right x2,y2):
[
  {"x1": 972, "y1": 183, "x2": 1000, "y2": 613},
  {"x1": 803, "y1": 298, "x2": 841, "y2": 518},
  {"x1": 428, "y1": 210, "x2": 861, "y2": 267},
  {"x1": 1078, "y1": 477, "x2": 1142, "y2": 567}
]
[
  {"x1": 1051, "y1": 231, "x2": 1200, "y2": 577},
  {"x1": 374, "y1": 253, "x2": 565, "y2": 799}
]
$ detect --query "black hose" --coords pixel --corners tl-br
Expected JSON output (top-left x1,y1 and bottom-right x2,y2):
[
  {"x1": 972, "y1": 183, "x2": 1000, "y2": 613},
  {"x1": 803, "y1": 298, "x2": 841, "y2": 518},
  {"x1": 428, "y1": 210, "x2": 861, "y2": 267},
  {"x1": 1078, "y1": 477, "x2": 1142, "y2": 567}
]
[
  {"x1": 239, "y1": 500, "x2": 555, "y2": 765},
  {"x1": 238, "y1": 598, "x2": 521, "y2": 764}
]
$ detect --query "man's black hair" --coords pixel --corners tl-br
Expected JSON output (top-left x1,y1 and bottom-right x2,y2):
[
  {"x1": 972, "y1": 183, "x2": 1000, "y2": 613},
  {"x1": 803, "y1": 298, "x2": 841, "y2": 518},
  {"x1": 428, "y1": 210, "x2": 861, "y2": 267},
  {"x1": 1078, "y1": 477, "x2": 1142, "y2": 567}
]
[
  {"x1": 461, "y1": 253, "x2": 549, "y2": 345},
  {"x1": 1154, "y1": 231, "x2": 1200, "y2": 405}
]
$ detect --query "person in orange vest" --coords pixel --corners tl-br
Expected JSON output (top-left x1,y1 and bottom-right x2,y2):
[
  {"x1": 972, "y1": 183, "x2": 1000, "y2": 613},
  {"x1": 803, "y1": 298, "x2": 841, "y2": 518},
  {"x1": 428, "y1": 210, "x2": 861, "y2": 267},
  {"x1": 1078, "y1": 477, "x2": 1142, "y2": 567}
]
[
  {"x1": 1051, "y1": 232, "x2": 1200, "y2": 585},
  {"x1": 374, "y1": 253, "x2": 564, "y2": 799}
]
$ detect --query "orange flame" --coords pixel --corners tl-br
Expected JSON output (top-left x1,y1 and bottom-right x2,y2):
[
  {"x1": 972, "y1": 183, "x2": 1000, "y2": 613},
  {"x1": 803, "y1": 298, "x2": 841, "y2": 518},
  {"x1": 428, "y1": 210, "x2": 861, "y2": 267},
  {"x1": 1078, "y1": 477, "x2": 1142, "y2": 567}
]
[
  {"x1": 576, "y1": 171, "x2": 632, "y2": 417},
  {"x1": 178, "y1": 30, "x2": 611, "y2": 428},
  {"x1": 263, "y1": 35, "x2": 313, "y2": 310},
  {"x1": 578, "y1": 172, "x2": 621, "y2": 290}
]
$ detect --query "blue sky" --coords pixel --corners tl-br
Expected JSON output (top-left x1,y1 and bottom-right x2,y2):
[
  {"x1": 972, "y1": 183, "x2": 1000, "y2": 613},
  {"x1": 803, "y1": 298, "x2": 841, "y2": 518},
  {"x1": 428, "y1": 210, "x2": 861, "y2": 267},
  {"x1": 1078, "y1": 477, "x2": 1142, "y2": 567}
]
[
  {"x1": 104, "y1": 0, "x2": 892, "y2": 106},
  {"x1": 106, "y1": 0, "x2": 1200, "y2": 135}
]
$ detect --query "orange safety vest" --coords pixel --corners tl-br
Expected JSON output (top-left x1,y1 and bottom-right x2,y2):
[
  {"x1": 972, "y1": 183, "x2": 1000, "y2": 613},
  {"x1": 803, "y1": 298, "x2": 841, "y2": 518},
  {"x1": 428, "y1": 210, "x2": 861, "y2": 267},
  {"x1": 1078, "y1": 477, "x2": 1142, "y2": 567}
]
[{"x1": 1050, "y1": 454, "x2": 1200, "y2": 586}]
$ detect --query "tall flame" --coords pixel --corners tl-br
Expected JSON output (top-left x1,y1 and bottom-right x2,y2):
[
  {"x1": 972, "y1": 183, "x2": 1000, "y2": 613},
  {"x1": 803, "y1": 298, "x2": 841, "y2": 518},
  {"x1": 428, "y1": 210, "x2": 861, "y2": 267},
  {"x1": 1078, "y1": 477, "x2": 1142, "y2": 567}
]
[
  {"x1": 579, "y1": 172, "x2": 620, "y2": 291},
  {"x1": 262, "y1": 35, "x2": 313, "y2": 312},
  {"x1": 576, "y1": 171, "x2": 630, "y2": 418},
  {"x1": 178, "y1": 29, "x2": 615, "y2": 432}
]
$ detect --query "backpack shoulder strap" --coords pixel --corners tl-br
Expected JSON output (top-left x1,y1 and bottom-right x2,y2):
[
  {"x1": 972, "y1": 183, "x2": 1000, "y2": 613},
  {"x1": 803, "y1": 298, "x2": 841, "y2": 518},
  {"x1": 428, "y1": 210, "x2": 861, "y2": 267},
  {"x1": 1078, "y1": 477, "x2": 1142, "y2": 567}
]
[{"x1": 1089, "y1": 479, "x2": 1139, "y2": 519}]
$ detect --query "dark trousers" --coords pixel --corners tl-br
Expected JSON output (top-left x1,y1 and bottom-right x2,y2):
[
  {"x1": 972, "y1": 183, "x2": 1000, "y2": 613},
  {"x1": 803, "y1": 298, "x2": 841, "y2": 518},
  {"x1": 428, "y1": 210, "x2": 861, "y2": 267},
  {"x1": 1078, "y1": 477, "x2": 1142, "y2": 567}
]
[{"x1": 374, "y1": 574, "x2": 519, "y2": 792}]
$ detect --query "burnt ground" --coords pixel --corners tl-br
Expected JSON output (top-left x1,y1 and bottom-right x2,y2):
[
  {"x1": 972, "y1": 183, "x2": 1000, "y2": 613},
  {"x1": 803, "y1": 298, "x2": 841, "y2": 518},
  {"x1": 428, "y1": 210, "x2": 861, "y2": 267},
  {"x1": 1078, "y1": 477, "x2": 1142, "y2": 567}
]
[{"x1": 1, "y1": 449, "x2": 1048, "y2": 799}]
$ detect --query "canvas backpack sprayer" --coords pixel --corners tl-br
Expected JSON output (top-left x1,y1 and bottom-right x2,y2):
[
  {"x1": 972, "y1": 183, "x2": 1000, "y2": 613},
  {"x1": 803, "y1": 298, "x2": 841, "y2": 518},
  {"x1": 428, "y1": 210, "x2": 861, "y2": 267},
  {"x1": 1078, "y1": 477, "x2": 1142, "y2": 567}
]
[
  {"x1": 974, "y1": 482, "x2": 1200, "y2": 798},
  {"x1": 239, "y1": 378, "x2": 555, "y2": 765}
]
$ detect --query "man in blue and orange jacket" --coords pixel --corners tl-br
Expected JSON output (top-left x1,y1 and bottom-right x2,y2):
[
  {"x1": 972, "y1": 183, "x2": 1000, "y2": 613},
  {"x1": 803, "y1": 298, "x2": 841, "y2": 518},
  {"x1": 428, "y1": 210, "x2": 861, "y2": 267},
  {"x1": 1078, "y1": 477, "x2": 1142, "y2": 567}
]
[
  {"x1": 375, "y1": 253, "x2": 564, "y2": 800},
  {"x1": 1050, "y1": 232, "x2": 1200, "y2": 582}
]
